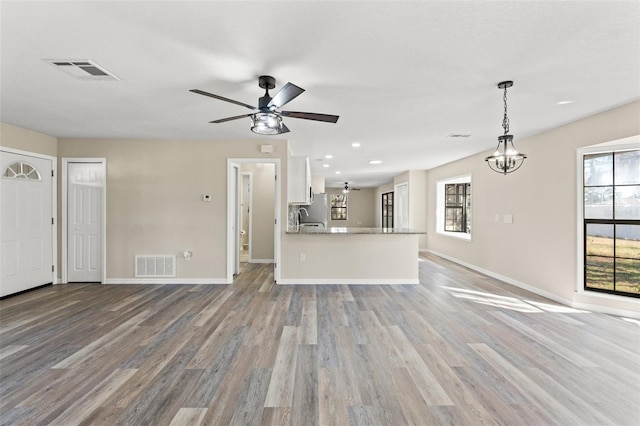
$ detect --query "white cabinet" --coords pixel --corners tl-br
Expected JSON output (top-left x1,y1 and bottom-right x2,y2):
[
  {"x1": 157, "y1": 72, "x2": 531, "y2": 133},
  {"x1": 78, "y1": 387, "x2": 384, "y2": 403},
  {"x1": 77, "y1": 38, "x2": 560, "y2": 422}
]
[{"x1": 288, "y1": 155, "x2": 312, "y2": 204}]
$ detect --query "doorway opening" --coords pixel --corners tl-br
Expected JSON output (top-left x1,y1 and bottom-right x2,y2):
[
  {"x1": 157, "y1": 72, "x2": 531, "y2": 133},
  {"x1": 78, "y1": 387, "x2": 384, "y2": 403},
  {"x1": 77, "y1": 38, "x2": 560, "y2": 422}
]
[
  {"x1": 62, "y1": 158, "x2": 106, "y2": 283},
  {"x1": 227, "y1": 159, "x2": 281, "y2": 283}
]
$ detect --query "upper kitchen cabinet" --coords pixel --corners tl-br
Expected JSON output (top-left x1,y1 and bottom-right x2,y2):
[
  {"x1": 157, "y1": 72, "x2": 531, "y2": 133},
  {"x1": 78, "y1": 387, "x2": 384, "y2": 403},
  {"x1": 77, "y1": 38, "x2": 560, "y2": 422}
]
[{"x1": 288, "y1": 155, "x2": 312, "y2": 204}]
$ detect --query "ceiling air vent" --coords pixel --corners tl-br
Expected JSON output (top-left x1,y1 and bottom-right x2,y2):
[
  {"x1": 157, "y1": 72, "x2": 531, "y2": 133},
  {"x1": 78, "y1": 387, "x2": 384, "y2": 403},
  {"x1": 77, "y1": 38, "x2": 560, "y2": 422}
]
[{"x1": 45, "y1": 59, "x2": 119, "y2": 81}]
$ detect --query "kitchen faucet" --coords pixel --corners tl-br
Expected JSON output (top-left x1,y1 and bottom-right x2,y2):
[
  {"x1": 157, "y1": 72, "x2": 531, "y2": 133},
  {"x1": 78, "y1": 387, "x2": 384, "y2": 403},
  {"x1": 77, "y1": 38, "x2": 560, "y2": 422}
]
[{"x1": 297, "y1": 207, "x2": 309, "y2": 227}]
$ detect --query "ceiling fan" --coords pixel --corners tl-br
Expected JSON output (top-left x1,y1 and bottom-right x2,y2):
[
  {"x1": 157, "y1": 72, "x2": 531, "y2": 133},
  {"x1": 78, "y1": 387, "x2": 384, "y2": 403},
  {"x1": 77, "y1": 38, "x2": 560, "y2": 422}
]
[
  {"x1": 342, "y1": 182, "x2": 360, "y2": 193},
  {"x1": 190, "y1": 75, "x2": 339, "y2": 135}
]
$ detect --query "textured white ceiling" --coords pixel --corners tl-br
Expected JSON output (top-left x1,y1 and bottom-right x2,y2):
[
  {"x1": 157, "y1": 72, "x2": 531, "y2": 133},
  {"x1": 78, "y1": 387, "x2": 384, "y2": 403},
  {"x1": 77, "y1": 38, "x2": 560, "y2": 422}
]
[{"x1": 1, "y1": 1, "x2": 639, "y2": 187}]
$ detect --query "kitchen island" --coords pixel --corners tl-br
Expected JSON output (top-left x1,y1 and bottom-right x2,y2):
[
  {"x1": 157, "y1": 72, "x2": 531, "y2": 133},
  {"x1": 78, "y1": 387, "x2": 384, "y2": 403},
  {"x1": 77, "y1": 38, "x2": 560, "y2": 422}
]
[{"x1": 280, "y1": 227, "x2": 426, "y2": 284}]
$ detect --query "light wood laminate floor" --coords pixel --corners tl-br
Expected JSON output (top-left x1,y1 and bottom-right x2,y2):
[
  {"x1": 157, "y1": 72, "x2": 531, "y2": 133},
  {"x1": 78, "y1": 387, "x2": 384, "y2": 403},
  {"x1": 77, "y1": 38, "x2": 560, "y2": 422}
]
[{"x1": 1, "y1": 253, "x2": 638, "y2": 425}]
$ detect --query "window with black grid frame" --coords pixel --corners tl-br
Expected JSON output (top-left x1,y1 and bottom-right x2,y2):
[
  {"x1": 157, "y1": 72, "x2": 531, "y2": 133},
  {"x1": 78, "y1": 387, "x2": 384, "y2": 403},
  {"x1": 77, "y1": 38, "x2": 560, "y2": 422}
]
[
  {"x1": 583, "y1": 149, "x2": 639, "y2": 297},
  {"x1": 444, "y1": 183, "x2": 471, "y2": 233}
]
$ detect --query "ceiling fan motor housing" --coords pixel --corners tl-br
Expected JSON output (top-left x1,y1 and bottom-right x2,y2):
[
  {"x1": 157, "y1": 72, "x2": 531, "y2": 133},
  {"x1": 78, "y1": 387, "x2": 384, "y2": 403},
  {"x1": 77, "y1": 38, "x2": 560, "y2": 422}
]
[{"x1": 258, "y1": 95, "x2": 272, "y2": 110}]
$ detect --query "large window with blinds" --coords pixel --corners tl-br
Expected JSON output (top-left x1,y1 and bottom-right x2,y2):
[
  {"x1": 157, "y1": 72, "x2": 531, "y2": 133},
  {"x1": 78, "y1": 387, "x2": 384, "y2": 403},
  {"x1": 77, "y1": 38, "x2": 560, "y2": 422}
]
[{"x1": 583, "y1": 149, "x2": 639, "y2": 297}]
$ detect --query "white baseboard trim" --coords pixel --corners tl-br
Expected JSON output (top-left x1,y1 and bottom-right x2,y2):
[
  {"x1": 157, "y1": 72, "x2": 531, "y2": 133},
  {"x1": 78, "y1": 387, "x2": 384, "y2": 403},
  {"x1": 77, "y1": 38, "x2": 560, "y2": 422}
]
[
  {"x1": 249, "y1": 259, "x2": 274, "y2": 264},
  {"x1": 425, "y1": 249, "x2": 573, "y2": 306},
  {"x1": 103, "y1": 278, "x2": 230, "y2": 285},
  {"x1": 571, "y1": 291, "x2": 640, "y2": 319},
  {"x1": 426, "y1": 249, "x2": 640, "y2": 319},
  {"x1": 276, "y1": 278, "x2": 419, "y2": 285}
]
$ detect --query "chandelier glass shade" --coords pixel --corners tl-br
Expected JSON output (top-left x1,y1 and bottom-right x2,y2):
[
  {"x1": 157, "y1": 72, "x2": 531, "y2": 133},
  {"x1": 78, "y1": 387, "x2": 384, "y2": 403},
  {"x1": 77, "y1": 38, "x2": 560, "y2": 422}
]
[{"x1": 485, "y1": 81, "x2": 527, "y2": 174}]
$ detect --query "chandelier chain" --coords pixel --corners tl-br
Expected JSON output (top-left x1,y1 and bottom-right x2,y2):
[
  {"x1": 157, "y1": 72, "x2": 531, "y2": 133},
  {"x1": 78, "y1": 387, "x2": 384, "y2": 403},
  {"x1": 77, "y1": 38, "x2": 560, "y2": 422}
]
[{"x1": 502, "y1": 86, "x2": 510, "y2": 135}]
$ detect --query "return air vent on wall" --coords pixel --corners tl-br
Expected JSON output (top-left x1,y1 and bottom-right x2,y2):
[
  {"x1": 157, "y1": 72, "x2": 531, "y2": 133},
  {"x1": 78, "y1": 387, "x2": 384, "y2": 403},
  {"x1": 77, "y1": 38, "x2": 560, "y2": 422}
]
[
  {"x1": 135, "y1": 255, "x2": 176, "y2": 278},
  {"x1": 45, "y1": 59, "x2": 119, "y2": 81}
]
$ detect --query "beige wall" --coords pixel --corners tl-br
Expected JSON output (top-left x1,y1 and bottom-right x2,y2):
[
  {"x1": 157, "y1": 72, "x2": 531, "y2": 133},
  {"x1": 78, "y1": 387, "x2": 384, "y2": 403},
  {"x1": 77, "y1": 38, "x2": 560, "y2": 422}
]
[
  {"x1": 57, "y1": 138, "x2": 288, "y2": 281},
  {"x1": 326, "y1": 187, "x2": 375, "y2": 227},
  {"x1": 240, "y1": 163, "x2": 275, "y2": 261},
  {"x1": 426, "y1": 100, "x2": 640, "y2": 314},
  {"x1": 1, "y1": 122, "x2": 57, "y2": 156}
]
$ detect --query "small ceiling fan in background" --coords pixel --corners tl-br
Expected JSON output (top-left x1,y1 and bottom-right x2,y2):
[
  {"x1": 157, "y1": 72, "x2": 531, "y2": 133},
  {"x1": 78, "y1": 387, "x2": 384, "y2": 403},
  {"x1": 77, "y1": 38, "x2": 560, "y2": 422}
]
[
  {"x1": 190, "y1": 75, "x2": 339, "y2": 135},
  {"x1": 342, "y1": 182, "x2": 360, "y2": 193}
]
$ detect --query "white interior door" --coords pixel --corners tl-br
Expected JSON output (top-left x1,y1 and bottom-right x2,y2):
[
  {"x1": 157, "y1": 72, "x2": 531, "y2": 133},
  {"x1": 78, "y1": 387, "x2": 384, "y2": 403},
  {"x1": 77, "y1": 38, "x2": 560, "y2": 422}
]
[
  {"x1": 0, "y1": 151, "x2": 53, "y2": 297},
  {"x1": 394, "y1": 182, "x2": 409, "y2": 229},
  {"x1": 67, "y1": 162, "x2": 103, "y2": 282}
]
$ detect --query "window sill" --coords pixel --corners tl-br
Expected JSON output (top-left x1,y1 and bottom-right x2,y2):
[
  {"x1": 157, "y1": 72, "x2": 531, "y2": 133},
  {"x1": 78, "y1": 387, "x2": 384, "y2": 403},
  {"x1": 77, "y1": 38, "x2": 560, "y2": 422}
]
[{"x1": 436, "y1": 231, "x2": 472, "y2": 242}]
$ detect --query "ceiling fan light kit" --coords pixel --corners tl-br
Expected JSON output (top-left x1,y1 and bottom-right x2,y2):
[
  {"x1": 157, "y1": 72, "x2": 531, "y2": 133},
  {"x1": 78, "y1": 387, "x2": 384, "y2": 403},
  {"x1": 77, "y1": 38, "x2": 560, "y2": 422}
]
[
  {"x1": 251, "y1": 112, "x2": 284, "y2": 135},
  {"x1": 485, "y1": 80, "x2": 527, "y2": 175},
  {"x1": 190, "y1": 75, "x2": 339, "y2": 136}
]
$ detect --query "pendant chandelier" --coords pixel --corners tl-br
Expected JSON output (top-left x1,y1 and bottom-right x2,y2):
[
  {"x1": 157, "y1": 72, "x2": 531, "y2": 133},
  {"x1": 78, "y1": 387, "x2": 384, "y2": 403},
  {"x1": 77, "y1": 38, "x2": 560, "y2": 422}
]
[{"x1": 485, "y1": 81, "x2": 527, "y2": 174}]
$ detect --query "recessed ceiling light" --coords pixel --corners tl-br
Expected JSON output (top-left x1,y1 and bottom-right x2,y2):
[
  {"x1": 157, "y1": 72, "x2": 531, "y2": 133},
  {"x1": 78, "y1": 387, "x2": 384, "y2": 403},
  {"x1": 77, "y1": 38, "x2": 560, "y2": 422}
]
[
  {"x1": 323, "y1": 164, "x2": 330, "y2": 168},
  {"x1": 369, "y1": 160, "x2": 382, "y2": 164},
  {"x1": 335, "y1": 171, "x2": 341, "y2": 175},
  {"x1": 351, "y1": 142, "x2": 361, "y2": 148},
  {"x1": 325, "y1": 154, "x2": 333, "y2": 159},
  {"x1": 557, "y1": 100, "x2": 574, "y2": 105}
]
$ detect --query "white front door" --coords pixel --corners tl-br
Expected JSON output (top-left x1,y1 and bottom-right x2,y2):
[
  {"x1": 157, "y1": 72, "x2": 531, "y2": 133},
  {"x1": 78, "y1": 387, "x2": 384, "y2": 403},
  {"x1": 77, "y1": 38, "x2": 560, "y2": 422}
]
[
  {"x1": 0, "y1": 151, "x2": 54, "y2": 297},
  {"x1": 67, "y1": 162, "x2": 103, "y2": 282}
]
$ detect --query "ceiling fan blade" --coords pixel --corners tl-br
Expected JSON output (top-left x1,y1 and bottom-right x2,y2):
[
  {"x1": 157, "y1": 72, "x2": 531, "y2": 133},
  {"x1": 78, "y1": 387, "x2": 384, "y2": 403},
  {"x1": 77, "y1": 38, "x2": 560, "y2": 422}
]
[
  {"x1": 267, "y1": 83, "x2": 305, "y2": 108},
  {"x1": 280, "y1": 123, "x2": 291, "y2": 134},
  {"x1": 209, "y1": 113, "x2": 254, "y2": 124},
  {"x1": 281, "y1": 111, "x2": 339, "y2": 123},
  {"x1": 190, "y1": 89, "x2": 256, "y2": 110}
]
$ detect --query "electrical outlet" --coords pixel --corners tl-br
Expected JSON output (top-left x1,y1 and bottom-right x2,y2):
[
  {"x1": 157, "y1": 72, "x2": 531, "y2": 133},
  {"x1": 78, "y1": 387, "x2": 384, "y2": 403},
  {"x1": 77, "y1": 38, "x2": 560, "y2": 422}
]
[{"x1": 299, "y1": 253, "x2": 306, "y2": 262}]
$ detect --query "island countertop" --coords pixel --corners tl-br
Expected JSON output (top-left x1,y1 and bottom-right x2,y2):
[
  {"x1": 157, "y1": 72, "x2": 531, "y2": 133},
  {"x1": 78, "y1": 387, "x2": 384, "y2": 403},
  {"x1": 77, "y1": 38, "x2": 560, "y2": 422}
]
[{"x1": 286, "y1": 226, "x2": 426, "y2": 235}]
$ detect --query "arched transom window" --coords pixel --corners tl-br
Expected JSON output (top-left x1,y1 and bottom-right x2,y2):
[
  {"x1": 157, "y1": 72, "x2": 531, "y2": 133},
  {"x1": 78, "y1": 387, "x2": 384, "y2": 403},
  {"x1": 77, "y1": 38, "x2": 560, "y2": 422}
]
[{"x1": 2, "y1": 161, "x2": 42, "y2": 180}]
